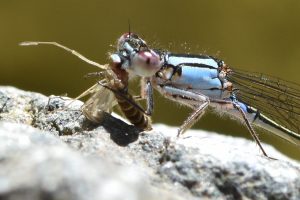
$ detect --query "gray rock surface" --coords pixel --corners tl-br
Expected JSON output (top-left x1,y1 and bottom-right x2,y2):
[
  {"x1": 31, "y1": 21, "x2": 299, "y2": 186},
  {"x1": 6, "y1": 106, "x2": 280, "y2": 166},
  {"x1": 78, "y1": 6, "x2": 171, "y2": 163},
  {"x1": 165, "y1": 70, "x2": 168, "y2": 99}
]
[{"x1": 0, "y1": 86, "x2": 299, "y2": 200}]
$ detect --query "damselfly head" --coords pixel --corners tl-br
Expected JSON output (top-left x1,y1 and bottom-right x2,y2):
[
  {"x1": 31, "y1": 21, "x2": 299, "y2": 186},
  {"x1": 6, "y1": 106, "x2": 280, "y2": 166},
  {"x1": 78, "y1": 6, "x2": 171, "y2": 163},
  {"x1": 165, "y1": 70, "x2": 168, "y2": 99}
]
[
  {"x1": 117, "y1": 32, "x2": 148, "y2": 53},
  {"x1": 130, "y1": 49, "x2": 162, "y2": 77},
  {"x1": 113, "y1": 33, "x2": 163, "y2": 77}
]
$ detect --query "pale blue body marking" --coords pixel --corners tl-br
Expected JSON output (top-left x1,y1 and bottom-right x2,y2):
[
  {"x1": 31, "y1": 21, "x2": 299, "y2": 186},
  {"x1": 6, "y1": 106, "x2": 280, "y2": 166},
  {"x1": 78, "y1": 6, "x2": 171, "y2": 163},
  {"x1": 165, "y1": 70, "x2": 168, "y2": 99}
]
[
  {"x1": 236, "y1": 101, "x2": 248, "y2": 113},
  {"x1": 158, "y1": 54, "x2": 227, "y2": 98},
  {"x1": 175, "y1": 66, "x2": 221, "y2": 89},
  {"x1": 166, "y1": 54, "x2": 219, "y2": 68}
]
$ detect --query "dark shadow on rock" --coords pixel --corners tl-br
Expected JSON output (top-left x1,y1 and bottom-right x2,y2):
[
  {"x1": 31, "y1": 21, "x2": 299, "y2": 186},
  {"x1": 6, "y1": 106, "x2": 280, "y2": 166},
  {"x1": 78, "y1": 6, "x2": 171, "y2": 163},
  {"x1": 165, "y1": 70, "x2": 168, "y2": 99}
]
[
  {"x1": 45, "y1": 95, "x2": 141, "y2": 146},
  {"x1": 82, "y1": 112, "x2": 140, "y2": 146},
  {"x1": 0, "y1": 95, "x2": 10, "y2": 113}
]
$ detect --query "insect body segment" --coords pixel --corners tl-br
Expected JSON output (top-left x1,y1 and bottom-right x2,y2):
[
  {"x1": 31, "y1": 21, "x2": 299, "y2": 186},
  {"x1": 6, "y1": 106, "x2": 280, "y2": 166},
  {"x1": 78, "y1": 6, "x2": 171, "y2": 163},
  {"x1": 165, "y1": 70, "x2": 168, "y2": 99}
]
[
  {"x1": 112, "y1": 84, "x2": 151, "y2": 130},
  {"x1": 106, "y1": 62, "x2": 152, "y2": 130},
  {"x1": 155, "y1": 53, "x2": 233, "y2": 99}
]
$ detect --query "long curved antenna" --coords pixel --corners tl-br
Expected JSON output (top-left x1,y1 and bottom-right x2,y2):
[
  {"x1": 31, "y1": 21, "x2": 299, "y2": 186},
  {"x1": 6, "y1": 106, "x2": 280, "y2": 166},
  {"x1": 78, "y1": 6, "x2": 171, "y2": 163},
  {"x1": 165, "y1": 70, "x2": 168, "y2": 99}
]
[{"x1": 19, "y1": 41, "x2": 107, "y2": 70}]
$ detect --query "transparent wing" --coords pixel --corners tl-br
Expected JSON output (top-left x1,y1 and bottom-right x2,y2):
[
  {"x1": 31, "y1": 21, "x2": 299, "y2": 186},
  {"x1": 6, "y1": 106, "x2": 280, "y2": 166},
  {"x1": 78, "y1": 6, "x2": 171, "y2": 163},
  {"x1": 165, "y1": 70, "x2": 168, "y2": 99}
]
[
  {"x1": 82, "y1": 85, "x2": 117, "y2": 123},
  {"x1": 228, "y1": 68, "x2": 300, "y2": 135}
]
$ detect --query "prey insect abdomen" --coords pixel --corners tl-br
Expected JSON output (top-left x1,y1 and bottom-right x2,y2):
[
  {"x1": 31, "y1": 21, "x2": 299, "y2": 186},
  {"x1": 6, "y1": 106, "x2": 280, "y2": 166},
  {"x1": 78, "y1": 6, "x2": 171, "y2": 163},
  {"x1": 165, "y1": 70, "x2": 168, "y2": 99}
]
[{"x1": 114, "y1": 89, "x2": 151, "y2": 130}]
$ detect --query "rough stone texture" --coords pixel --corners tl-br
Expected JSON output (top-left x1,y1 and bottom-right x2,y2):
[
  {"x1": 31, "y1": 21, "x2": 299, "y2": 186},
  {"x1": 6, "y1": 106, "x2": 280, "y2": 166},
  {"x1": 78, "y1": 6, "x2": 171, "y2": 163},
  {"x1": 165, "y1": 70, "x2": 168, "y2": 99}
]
[{"x1": 0, "y1": 86, "x2": 299, "y2": 200}]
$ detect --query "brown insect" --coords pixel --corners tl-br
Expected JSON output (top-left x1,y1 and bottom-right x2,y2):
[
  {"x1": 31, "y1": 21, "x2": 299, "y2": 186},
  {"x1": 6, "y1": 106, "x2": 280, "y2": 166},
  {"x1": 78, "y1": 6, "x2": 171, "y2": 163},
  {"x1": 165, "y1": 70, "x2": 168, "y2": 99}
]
[
  {"x1": 81, "y1": 64, "x2": 151, "y2": 130},
  {"x1": 20, "y1": 32, "x2": 161, "y2": 130}
]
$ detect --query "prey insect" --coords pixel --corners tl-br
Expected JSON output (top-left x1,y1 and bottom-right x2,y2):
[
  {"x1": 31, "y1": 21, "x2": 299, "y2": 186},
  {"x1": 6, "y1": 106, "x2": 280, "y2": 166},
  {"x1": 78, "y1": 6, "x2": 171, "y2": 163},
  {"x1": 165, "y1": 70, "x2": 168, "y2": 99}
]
[
  {"x1": 81, "y1": 66, "x2": 152, "y2": 130},
  {"x1": 19, "y1": 33, "x2": 162, "y2": 130}
]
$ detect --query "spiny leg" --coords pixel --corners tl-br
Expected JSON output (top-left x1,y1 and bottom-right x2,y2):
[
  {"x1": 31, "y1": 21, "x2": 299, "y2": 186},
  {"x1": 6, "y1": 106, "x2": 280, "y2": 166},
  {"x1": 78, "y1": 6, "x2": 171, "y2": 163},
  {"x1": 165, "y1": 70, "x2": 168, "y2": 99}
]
[
  {"x1": 51, "y1": 83, "x2": 110, "y2": 124},
  {"x1": 46, "y1": 83, "x2": 100, "y2": 114},
  {"x1": 19, "y1": 41, "x2": 107, "y2": 70},
  {"x1": 177, "y1": 101, "x2": 209, "y2": 137},
  {"x1": 145, "y1": 80, "x2": 154, "y2": 116},
  {"x1": 140, "y1": 77, "x2": 154, "y2": 115},
  {"x1": 66, "y1": 70, "x2": 112, "y2": 108},
  {"x1": 64, "y1": 83, "x2": 100, "y2": 108},
  {"x1": 233, "y1": 102, "x2": 275, "y2": 159},
  {"x1": 156, "y1": 85, "x2": 209, "y2": 136}
]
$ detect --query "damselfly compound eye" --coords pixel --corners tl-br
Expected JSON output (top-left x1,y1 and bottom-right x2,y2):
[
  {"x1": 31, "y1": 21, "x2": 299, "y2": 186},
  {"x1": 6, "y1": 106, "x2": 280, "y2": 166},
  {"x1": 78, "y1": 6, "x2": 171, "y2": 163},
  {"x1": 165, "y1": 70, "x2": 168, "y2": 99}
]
[{"x1": 130, "y1": 50, "x2": 162, "y2": 77}]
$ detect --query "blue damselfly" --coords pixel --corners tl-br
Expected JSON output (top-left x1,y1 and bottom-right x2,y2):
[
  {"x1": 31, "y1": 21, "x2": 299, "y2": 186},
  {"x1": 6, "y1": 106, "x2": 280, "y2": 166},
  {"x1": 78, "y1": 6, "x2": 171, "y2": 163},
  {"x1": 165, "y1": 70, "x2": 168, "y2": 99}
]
[{"x1": 111, "y1": 33, "x2": 300, "y2": 158}]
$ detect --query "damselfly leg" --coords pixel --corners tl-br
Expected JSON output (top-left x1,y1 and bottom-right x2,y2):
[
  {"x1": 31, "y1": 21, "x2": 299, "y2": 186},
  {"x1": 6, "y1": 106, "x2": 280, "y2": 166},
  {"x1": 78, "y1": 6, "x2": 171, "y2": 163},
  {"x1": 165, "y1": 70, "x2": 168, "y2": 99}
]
[
  {"x1": 140, "y1": 77, "x2": 154, "y2": 115},
  {"x1": 154, "y1": 84, "x2": 210, "y2": 136},
  {"x1": 232, "y1": 101, "x2": 270, "y2": 158}
]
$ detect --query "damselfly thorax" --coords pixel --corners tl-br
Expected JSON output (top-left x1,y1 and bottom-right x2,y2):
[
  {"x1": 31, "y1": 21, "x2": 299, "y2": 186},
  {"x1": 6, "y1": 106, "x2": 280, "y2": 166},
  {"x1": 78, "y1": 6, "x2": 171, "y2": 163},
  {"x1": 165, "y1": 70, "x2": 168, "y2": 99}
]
[{"x1": 153, "y1": 53, "x2": 233, "y2": 102}]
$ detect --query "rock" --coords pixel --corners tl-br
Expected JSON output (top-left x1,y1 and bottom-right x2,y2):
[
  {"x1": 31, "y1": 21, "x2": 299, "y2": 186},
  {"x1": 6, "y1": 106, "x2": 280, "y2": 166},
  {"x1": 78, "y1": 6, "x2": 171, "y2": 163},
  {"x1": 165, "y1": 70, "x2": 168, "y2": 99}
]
[
  {"x1": 0, "y1": 122, "x2": 182, "y2": 200},
  {"x1": 0, "y1": 86, "x2": 299, "y2": 200},
  {"x1": 157, "y1": 125, "x2": 300, "y2": 199}
]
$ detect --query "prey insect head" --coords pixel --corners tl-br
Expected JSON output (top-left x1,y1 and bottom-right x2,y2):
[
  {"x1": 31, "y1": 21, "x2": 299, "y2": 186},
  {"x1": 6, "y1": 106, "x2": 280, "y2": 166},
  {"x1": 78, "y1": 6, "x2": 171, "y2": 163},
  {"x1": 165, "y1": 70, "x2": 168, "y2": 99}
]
[{"x1": 111, "y1": 33, "x2": 163, "y2": 77}]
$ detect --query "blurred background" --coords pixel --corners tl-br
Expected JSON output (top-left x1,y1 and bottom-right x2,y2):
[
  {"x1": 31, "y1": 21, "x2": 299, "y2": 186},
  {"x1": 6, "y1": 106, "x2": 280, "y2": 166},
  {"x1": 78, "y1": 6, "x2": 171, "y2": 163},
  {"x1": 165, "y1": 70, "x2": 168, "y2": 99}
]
[{"x1": 1, "y1": 0, "x2": 300, "y2": 160}]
